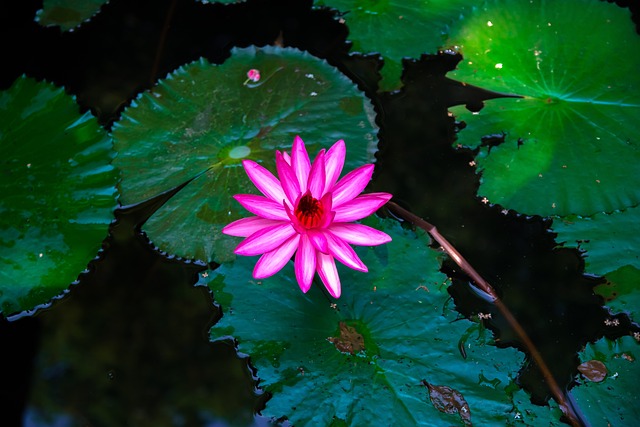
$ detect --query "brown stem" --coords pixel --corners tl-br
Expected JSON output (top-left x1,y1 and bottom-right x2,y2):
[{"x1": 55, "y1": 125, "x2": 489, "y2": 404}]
[{"x1": 386, "y1": 201, "x2": 585, "y2": 427}]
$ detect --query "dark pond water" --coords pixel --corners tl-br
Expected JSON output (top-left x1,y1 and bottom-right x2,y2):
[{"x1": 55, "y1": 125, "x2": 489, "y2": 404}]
[{"x1": 1, "y1": 0, "x2": 639, "y2": 426}]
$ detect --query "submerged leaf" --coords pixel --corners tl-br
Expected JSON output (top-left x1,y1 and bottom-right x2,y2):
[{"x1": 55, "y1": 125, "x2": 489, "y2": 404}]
[
  {"x1": 0, "y1": 76, "x2": 117, "y2": 315},
  {"x1": 448, "y1": 0, "x2": 640, "y2": 216},
  {"x1": 112, "y1": 46, "x2": 378, "y2": 264},
  {"x1": 204, "y1": 216, "x2": 527, "y2": 425}
]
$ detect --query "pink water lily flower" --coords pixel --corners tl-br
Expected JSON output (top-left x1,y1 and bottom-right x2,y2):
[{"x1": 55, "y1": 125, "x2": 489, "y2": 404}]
[{"x1": 222, "y1": 136, "x2": 392, "y2": 298}]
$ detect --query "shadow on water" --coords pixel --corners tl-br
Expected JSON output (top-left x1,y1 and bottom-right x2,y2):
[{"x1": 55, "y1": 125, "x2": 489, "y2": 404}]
[{"x1": 1, "y1": 0, "x2": 639, "y2": 425}]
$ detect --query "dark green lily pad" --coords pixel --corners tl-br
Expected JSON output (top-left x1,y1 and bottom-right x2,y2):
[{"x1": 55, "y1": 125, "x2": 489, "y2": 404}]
[
  {"x1": 314, "y1": 0, "x2": 472, "y2": 91},
  {"x1": 448, "y1": 0, "x2": 640, "y2": 217},
  {"x1": 36, "y1": 0, "x2": 108, "y2": 31},
  {"x1": 554, "y1": 206, "x2": 640, "y2": 277},
  {"x1": 573, "y1": 336, "x2": 640, "y2": 425},
  {"x1": 590, "y1": 266, "x2": 640, "y2": 322},
  {"x1": 0, "y1": 76, "x2": 117, "y2": 315},
  {"x1": 112, "y1": 46, "x2": 378, "y2": 264},
  {"x1": 204, "y1": 217, "x2": 529, "y2": 425},
  {"x1": 553, "y1": 207, "x2": 640, "y2": 321}
]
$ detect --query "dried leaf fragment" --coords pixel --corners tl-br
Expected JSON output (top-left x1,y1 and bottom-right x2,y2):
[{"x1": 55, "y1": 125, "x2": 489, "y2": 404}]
[
  {"x1": 578, "y1": 359, "x2": 608, "y2": 382},
  {"x1": 327, "y1": 322, "x2": 365, "y2": 354},
  {"x1": 423, "y1": 380, "x2": 472, "y2": 426}
]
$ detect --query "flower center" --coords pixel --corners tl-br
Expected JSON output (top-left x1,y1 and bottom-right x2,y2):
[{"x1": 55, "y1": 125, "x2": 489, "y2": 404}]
[{"x1": 295, "y1": 192, "x2": 324, "y2": 229}]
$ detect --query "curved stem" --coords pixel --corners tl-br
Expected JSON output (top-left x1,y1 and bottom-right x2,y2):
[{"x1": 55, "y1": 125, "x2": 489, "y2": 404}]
[{"x1": 386, "y1": 201, "x2": 586, "y2": 427}]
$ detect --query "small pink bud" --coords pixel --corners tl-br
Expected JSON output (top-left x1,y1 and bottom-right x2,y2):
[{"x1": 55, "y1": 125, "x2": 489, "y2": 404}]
[{"x1": 247, "y1": 69, "x2": 261, "y2": 82}]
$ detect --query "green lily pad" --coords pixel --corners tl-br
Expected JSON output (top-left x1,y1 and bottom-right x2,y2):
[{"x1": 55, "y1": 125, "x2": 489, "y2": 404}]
[
  {"x1": 554, "y1": 206, "x2": 640, "y2": 277},
  {"x1": 448, "y1": 0, "x2": 640, "y2": 217},
  {"x1": 112, "y1": 46, "x2": 378, "y2": 264},
  {"x1": 572, "y1": 336, "x2": 640, "y2": 426},
  {"x1": 314, "y1": 0, "x2": 473, "y2": 91},
  {"x1": 592, "y1": 266, "x2": 640, "y2": 322},
  {"x1": 36, "y1": 0, "x2": 108, "y2": 31},
  {"x1": 0, "y1": 76, "x2": 117, "y2": 315},
  {"x1": 204, "y1": 217, "x2": 530, "y2": 425}
]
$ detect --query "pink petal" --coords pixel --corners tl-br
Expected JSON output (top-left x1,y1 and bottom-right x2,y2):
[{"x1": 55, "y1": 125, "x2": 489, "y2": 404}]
[
  {"x1": 282, "y1": 151, "x2": 292, "y2": 165},
  {"x1": 332, "y1": 192, "x2": 392, "y2": 222},
  {"x1": 324, "y1": 139, "x2": 346, "y2": 193},
  {"x1": 307, "y1": 149, "x2": 326, "y2": 198},
  {"x1": 234, "y1": 194, "x2": 288, "y2": 220},
  {"x1": 328, "y1": 223, "x2": 392, "y2": 246},
  {"x1": 318, "y1": 192, "x2": 334, "y2": 229},
  {"x1": 241, "y1": 160, "x2": 287, "y2": 203},
  {"x1": 253, "y1": 234, "x2": 300, "y2": 279},
  {"x1": 294, "y1": 234, "x2": 316, "y2": 293},
  {"x1": 331, "y1": 164, "x2": 374, "y2": 207},
  {"x1": 291, "y1": 135, "x2": 311, "y2": 192},
  {"x1": 326, "y1": 233, "x2": 367, "y2": 272},
  {"x1": 307, "y1": 229, "x2": 329, "y2": 253},
  {"x1": 234, "y1": 223, "x2": 296, "y2": 256},
  {"x1": 276, "y1": 151, "x2": 301, "y2": 205},
  {"x1": 317, "y1": 253, "x2": 341, "y2": 298},
  {"x1": 222, "y1": 216, "x2": 283, "y2": 237},
  {"x1": 283, "y1": 202, "x2": 306, "y2": 234}
]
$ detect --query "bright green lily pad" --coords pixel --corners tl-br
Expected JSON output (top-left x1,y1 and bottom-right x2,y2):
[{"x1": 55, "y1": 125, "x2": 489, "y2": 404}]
[
  {"x1": 448, "y1": 0, "x2": 640, "y2": 217},
  {"x1": 314, "y1": 0, "x2": 473, "y2": 91},
  {"x1": 112, "y1": 46, "x2": 378, "y2": 264},
  {"x1": 36, "y1": 0, "x2": 108, "y2": 31},
  {"x1": 554, "y1": 206, "x2": 640, "y2": 277},
  {"x1": 572, "y1": 336, "x2": 640, "y2": 426},
  {"x1": 0, "y1": 76, "x2": 117, "y2": 315},
  {"x1": 204, "y1": 217, "x2": 530, "y2": 425}
]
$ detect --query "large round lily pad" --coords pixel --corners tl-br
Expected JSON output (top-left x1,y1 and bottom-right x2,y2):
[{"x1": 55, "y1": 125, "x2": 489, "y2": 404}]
[
  {"x1": 315, "y1": 0, "x2": 472, "y2": 91},
  {"x1": 448, "y1": 0, "x2": 640, "y2": 217},
  {"x1": 112, "y1": 46, "x2": 378, "y2": 264},
  {"x1": 0, "y1": 76, "x2": 117, "y2": 315},
  {"x1": 204, "y1": 217, "x2": 529, "y2": 425}
]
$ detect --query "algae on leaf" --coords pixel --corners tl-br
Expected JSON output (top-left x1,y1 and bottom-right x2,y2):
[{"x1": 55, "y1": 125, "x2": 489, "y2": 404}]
[
  {"x1": 448, "y1": 0, "x2": 640, "y2": 217},
  {"x1": 205, "y1": 217, "x2": 528, "y2": 426},
  {"x1": 0, "y1": 76, "x2": 117, "y2": 315},
  {"x1": 112, "y1": 46, "x2": 378, "y2": 264}
]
